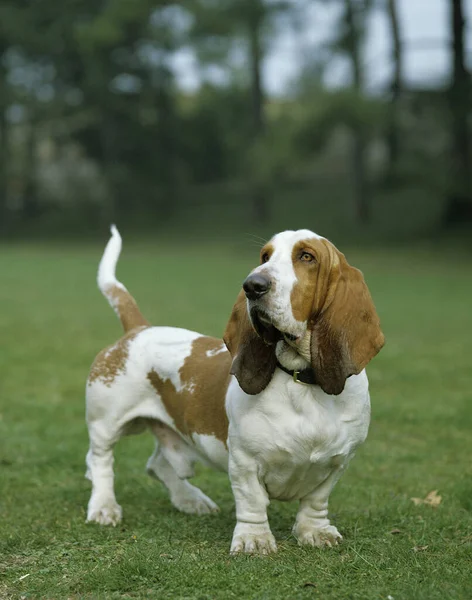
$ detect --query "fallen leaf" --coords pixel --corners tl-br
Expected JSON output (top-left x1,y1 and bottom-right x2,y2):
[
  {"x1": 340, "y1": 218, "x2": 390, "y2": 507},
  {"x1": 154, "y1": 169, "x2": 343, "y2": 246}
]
[
  {"x1": 412, "y1": 545, "x2": 428, "y2": 552},
  {"x1": 425, "y1": 490, "x2": 442, "y2": 506},
  {"x1": 390, "y1": 528, "x2": 402, "y2": 535},
  {"x1": 411, "y1": 490, "x2": 442, "y2": 507},
  {"x1": 303, "y1": 582, "x2": 317, "y2": 588}
]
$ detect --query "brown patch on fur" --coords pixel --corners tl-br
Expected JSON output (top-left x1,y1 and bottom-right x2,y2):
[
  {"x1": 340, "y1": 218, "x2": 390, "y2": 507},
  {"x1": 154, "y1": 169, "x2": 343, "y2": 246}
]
[
  {"x1": 223, "y1": 289, "x2": 250, "y2": 358},
  {"x1": 290, "y1": 237, "x2": 384, "y2": 395},
  {"x1": 290, "y1": 238, "x2": 340, "y2": 323},
  {"x1": 223, "y1": 289, "x2": 277, "y2": 396},
  {"x1": 147, "y1": 336, "x2": 231, "y2": 444},
  {"x1": 88, "y1": 326, "x2": 147, "y2": 386},
  {"x1": 106, "y1": 285, "x2": 149, "y2": 333}
]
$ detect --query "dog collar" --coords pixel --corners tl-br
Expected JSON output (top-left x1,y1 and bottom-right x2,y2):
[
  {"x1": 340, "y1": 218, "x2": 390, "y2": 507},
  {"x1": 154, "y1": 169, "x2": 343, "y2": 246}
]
[{"x1": 276, "y1": 362, "x2": 317, "y2": 386}]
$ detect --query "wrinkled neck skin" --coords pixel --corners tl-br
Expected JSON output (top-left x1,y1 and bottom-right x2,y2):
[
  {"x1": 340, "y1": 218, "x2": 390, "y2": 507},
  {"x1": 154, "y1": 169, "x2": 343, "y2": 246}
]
[{"x1": 275, "y1": 331, "x2": 312, "y2": 371}]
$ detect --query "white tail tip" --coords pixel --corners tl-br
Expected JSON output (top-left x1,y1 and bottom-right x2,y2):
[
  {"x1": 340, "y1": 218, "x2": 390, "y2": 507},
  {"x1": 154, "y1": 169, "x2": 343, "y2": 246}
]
[{"x1": 98, "y1": 224, "x2": 124, "y2": 293}]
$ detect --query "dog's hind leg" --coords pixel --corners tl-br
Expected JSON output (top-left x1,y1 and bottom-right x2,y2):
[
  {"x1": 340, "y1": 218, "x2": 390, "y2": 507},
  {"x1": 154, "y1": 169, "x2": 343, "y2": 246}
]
[
  {"x1": 147, "y1": 420, "x2": 195, "y2": 480},
  {"x1": 86, "y1": 422, "x2": 122, "y2": 526},
  {"x1": 146, "y1": 423, "x2": 219, "y2": 515}
]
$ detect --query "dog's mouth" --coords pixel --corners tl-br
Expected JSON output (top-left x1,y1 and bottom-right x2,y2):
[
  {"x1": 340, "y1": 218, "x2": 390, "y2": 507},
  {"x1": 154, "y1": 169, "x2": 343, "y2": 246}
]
[{"x1": 250, "y1": 309, "x2": 298, "y2": 346}]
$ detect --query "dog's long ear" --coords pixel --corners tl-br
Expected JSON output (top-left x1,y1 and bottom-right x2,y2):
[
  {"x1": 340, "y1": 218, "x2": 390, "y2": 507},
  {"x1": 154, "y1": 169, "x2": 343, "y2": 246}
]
[
  {"x1": 223, "y1": 289, "x2": 277, "y2": 395},
  {"x1": 310, "y1": 252, "x2": 384, "y2": 396}
]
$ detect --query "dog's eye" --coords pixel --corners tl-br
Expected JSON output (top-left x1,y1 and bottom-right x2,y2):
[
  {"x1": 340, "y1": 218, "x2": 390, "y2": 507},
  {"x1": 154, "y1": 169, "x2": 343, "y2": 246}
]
[
  {"x1": 261, "y1": 253, "x2": 270, "y2": 264},
  {"x1": 300, "y1": 252, "x2": 315, "y2": 263}
]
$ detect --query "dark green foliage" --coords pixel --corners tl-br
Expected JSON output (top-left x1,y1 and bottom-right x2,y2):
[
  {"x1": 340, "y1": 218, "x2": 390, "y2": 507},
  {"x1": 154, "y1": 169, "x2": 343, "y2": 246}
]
[{"x1": 0, "y1": 0, "x2": 469, "y2": 237}]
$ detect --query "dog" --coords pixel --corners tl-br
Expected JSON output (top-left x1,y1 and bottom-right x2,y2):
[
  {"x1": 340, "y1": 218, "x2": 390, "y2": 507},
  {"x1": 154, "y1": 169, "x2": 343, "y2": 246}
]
[{"x1": 85, "y1": 226, "x2": 384, "y2": 554}]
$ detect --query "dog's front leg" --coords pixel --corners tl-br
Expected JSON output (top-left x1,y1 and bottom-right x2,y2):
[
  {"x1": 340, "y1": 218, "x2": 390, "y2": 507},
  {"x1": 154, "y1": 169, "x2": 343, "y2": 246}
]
[
  {"x1": 292, "y1": 466, "x2": 345, "y2": 548},
  {"x1": 228, "y1": 449, "x2": 276, "y2": 555}
]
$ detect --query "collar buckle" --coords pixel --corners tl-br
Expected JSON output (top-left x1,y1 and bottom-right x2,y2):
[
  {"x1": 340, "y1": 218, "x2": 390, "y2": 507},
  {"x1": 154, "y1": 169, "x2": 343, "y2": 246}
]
[{"x1": 292, "y1": 370, "x2": 313, "y2": 386}]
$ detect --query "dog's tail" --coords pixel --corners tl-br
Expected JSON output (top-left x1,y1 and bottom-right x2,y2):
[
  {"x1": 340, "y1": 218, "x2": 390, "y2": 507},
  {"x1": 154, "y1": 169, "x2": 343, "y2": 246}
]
[{"x1": 97, "y1": 225, "x2": 149, "y2": 333}]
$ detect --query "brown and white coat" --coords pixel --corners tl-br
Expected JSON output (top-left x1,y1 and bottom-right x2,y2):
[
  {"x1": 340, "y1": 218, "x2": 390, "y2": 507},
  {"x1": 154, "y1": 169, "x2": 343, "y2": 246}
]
[{"x1": 85, "y1": 226, "x2": 384, "y2": 554}]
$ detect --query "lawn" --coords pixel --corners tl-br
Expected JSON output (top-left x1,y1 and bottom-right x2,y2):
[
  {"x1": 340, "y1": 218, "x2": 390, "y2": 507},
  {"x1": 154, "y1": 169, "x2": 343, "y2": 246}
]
[{"x1": 1, "y1": 234, "x2": 471, "y2": 600}]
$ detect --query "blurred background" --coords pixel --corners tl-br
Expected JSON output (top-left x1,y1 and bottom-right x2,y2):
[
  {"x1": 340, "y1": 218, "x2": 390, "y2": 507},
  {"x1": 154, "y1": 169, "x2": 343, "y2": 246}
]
[{"x1": 1, "y1": 0, "x2": 471, "y2": 242}]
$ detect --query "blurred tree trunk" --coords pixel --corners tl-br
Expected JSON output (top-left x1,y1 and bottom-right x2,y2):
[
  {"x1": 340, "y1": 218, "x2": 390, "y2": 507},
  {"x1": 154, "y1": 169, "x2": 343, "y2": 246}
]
[
  {"x1": 249, "y1": 16, "x2": 264, "y2": 135},
  {"x1": 154, "y1": 75, "x2": 179, "y2": 220},
  {"x1": 0, "y1": 47, "x2": 8, "y2": 233},
  {"x1": 21, "y1": 109, "x2": 39, "y2": 221},
  {"x1": 0, "y1": 107, "x2": 7, "y2": 232},
  {"x1": 345, "y1": 0, "x2": 370, "y2": 223},
  {"x1": 386, "y1": 0, "x2": 403, "y2": 170},
  {"x1": 248, "y1": 7, "x2": 269, "y2": 224},
  {"x1": 443, "y1": 0, "x2": 472, "y2": 227}
]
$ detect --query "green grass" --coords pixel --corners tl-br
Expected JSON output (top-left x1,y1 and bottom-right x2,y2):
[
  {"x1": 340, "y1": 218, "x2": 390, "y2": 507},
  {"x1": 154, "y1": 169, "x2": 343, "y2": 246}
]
[{"x1": 1, "y1": 237, "x2": 472, "y2": 600}]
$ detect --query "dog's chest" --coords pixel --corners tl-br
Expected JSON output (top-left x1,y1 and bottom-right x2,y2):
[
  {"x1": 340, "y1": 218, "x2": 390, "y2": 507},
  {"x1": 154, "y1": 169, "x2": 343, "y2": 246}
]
[
  {"x1": 228, "y1": 374, "x2": 370, "y2": 501},
  {"x1": 258, "y1": 413, "x2": 352, "y2": 500}
]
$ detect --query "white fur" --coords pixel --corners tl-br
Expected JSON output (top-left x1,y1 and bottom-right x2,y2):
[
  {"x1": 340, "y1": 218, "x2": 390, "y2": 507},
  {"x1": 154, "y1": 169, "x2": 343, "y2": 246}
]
[
  {"x1": 85, "y1": 227, "x2": 371, "y2": 555},
  {"x1": 97, "y1": 225, "x2": 124, "y2": 292},
  {"x1": 96, "y1": 224, "x2": 127, "y2": 320}
]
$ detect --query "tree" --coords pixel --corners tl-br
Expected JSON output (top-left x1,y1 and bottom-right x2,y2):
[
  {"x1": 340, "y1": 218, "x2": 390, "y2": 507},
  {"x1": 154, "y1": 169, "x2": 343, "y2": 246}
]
[
  {"x1": 0, "y1": 0, "x2": 187, "y2": 232},
  {"x1": 385, "y1": 0, "x2": 403, "y2": 170},
  {"x1": 73, "y1": 0, "x2": 182, "y2": 221},
  {"x1": 0, "y1": 44, "x2": 8, "y2": 231},
  {"x1": 188, "y1": 0, "x2": 293, "y2": 223},
  {"x1": 342, "y1": 0, "x2": 371, "y2": 223},
  {"x1": 443, "y1": 0, "x2": 472, "y2": 227},
  {"x1": 247, "y1": 1, "x2": 268, "y2": 222}
]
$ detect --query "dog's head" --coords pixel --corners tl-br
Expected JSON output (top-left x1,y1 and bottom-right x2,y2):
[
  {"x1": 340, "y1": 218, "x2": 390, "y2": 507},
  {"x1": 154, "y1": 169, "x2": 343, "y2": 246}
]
[{"x1": 224, "y1": 230, "x2": 384, "y2": 396}]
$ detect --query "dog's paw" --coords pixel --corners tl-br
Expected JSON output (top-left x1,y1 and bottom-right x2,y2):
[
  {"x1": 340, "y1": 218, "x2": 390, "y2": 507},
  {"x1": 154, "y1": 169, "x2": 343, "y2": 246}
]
[
  {"x1": 230, "y1": 522, "x2": 277, "y2": 555},
  {"x1": 87, "y1": 500, "x2": 122, "y2": 526},
  {"x1": 171, "y1": 485, "x2": 219, "y2": 515},
  {"x1": 293, "y1": 522, "x2": 342, "y2": 548}
]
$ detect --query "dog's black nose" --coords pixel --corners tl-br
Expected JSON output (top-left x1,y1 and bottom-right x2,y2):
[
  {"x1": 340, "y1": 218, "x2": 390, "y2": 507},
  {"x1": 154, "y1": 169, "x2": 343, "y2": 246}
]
[{"x1": 243, "y1": 273, "x2": 272, "y2": 300}]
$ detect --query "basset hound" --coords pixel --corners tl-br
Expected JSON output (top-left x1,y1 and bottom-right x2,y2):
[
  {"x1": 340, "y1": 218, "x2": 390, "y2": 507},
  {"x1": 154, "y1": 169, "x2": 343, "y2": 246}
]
[{"x1": 85, "y1": 226, "x2": 384, "y2": 554}]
